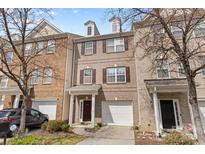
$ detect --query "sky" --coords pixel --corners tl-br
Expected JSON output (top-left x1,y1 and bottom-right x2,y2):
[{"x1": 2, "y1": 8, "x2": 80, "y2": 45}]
[{"x1": 47, "y1": 8, "x2": 131, "y2": 36}]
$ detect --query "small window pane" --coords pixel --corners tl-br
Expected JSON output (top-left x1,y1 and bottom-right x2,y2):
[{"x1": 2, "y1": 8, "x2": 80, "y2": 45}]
[
  {"x1": 106, "y1": 39, "x2": 114, "y2": 53},
  {"x1": 43, "y1": 68, "x2": 52, "y2": 83},
  {"x1": 195, "y1": 23, "x2": 205, "y2": 37},
  {"x1": 112, "y1": 23, "x2": 117, "y2": 32},
  {"x1": 87, "y1": 27, "x2": 92, "y2": 35},
  {"x1": 5, "y1": 51, "x2": 13, "y2": 63},
  {"x1": 48, "y1": 40, "x2": 55, "y2": 53},
  {"x1": 31, "y1": 69, "x2": 38, "y2": 84},
  {"x1": 157, "y1": 59, "x2": 169, "y2": 78},
  {"x1": 171, "y1": 26, "x2": 183, "y2": 39},
  {"x1": 36, "y1": 42, "x2": 44, "y2": 54},
  {"x1": 25, "y1": 43, "x2": 32, "y2": 56},
  {"x1": 199, "y1": 56, "x2": 205, "y2": 76},
  {"x1": 178, "y1": 62, "x2": 185, "y2": 77},
  {"x1": 1, "y1": 76, "x2": 8, "y2": 88},
  {"x1": 84, "y1": 69, "x2": 92, "y2": 84}
]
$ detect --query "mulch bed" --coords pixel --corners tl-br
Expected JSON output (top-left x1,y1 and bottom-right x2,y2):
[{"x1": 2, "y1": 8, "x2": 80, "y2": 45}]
[{"x1": 135, "y1": 131, "x2": 165, "y2": 145}]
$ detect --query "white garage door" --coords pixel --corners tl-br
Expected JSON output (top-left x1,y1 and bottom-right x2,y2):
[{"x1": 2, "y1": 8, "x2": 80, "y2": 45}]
[
  {"x1": 0, "y1": 100, "x2": 3, "y2": 110},
  {"x1": 32, "y1": 100, "x2": 57, "y2": 120},
  {"x1": 199, "y1": 101, "x2": 205, "y2": 133},
  {"x1": 102, "y1": 101, "x2": 133, "y2": 126}
]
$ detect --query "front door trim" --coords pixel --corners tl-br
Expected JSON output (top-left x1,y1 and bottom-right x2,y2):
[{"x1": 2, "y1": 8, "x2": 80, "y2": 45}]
[
  {"x1": 79, "y1": 99, "x2": 92, "y2": 123},
  {"x1": 158, "y1": 99, "x2": 182, "y2": 130}
]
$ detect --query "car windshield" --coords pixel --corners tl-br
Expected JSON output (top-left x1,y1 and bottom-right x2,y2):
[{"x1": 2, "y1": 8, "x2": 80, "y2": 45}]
[{"x1": 0, "y1": 111, "x2": 10, "y2": 118}]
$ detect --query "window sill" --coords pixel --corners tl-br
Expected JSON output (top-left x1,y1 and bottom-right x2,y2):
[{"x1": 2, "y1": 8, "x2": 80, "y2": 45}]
[
  {"x1": 42, "y1": 82, "x2": 52, "y2": 85},
  {"x1": 47, "y1": 52, "x2": 55, "y2": 54},
  {"x1": 83, "y1": 53, "x2": 94, "y2": 56},
  {"x1": 105, "y1": 50, "x2": 126, "y2": 54},
  {"x1": 105, "y1": 82, "x2": 127, "y2": 85}
]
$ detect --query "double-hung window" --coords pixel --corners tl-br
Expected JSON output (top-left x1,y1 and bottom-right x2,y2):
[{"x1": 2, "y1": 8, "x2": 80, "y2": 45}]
[
  {"x1": 0, "y1": 76, "x2": 8, "y2": 88},
  {"x1": 83, "y1": 69, "x2": 92, "y2": 84},
  {"x1": 31, "y1": 69, "x2": 38, "y2": 85},
  {"x1": 87, "y1": 26, "x2": 92, "y2": 36},
  {"x1": 36, "y1": 41, "x2": 44, "y2": 54},
  {"x1": 107, "y1": 67, "x2": 126, "y2": 83},
  {"x1": 85, "y1": 41, "x2": 93, "y2": 55},
  {"x1": 177, "y1": 62, "x2": 186, "y2": 77},
  {"x1": 25, "y1": 43, "x2": 32, "y2": 56},
  {"x1": 171, "y1": 26, "x2": 183, "y2": 39},
  {"x1": 199, "y1": 56, "x2": 205, "y2": 76},
  {"x1": 5, "y1": 51, "x2": 13, "y2": 63},
  {"x1": 194, "y1": 23, "x2": 205, "y2": 37},
  {"x1": 106, "y1": 38, "x2": 124, "y2": 53},
  {"x1": 43, "y1": 67, "x2": 52, "y2": 84},
  {"x1": 112, "y1": 23, "x2": 118, "y2": 33},
  {"x1": 48, "y1": 40, "x2": 55, "y2": 53},
  {"x1": 156, "y1": 59, "x2": 170, "y2": 78}
]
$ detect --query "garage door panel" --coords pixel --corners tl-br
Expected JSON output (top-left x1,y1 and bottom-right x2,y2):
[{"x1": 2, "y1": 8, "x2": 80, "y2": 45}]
[
  {"x1": 199, "y1": 101, "x2": 205, "y2": 133},
  {"x1": 32, "y1": 100, "x2": 57, "y2": 120},
  {"x1": 102, "y1": 101, "x2": 133, "y2": 126}
]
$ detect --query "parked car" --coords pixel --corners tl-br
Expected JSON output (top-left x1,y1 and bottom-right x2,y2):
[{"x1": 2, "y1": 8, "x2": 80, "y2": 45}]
[{"x1": 0, "y1": 108, "x2": 49, "y2": 129}]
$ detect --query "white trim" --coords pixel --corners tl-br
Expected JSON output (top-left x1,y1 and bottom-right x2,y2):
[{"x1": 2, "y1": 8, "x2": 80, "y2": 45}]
[
  {"x1": 78, "y1": 99, "x2": 92, "y2": 123},
  {"x1": 159, "y1": 99, "x2": 182, "y2": 130},
  {"x1": 156, "y1": 59, "x2": 171, "y2": 79},
  {"x1": 84, "y1": 41, "x2": 94, "y2": 55},
  {"x1": 106, "y1": 67, "x2": 126, "y2": 84}
]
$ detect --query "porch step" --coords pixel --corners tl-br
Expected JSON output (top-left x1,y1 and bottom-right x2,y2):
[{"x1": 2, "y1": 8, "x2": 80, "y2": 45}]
[{"x1": 72, "y1": 127, "x2": 94, "y2": 137}]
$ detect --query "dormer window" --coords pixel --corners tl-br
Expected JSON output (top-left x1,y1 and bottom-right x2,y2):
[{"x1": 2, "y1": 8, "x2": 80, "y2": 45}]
[
  {"x1": 112, "y1": 23, "x2": 118, "y2": 33},
  {"x1": 87, "y1": 26, "x2": 92, "y2": 36}
]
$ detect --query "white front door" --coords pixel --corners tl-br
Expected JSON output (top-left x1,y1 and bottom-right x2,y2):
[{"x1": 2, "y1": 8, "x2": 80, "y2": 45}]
[
  {"x1": 32, "y1": 100, "x2": 57, "y2": 120},
  {"x1": 198, "y1": 101, "x2": 205, "y2": 133},
  {"x1": 102, "y1": 101, "x2": 133, "y2": 126}
]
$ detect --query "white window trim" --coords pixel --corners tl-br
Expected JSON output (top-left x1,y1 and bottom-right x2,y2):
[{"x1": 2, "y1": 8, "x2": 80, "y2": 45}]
[
  {"x1": 156, "y1": 59, "x2": 170, "y2": 79},
  {"x1": 36, "y1": 41, "x2": 44, "y2": 54},
  {"x1": 106, "y1": 67, "x2": 126, "y2": 84},
  {"x1": 25, "y1": 43, "x2": 33, "y2": 56},
  {"x1": 5, "y1": 51, "x2": 13, "y2": 63},
  {"x1": 194, "y1": 22, "x2": 205, "y2": 38},
  {"x1": 47, "y1": 40, "x2": 55, "y2": 53},
  {"x1": 43, "y1": 67, "x2": 52, "y2": 84},
  {"x1": 31, "y1": 69, "x2": 38, "y2": 85},
  {"x1": 177, "y1": 62, "x2": 186, "y2": 78},
  {"x1": 0, "y1": 76, "x2": 8, "y2": 88},
  {"x1": 171, "y1": 25, "x2": 183, "y2": 39},
  {"x1": 83, "y1": 69, "x2": 93, "y2": 84},
  {"x1": 106, "y1": 38, "x2": 125, "y2": 53},
  {"x1": 84, "y1": 42, "x2": 93, "y2": 55},
  {"x1": 199, "y1": 56, "x2": 205, "y2": 77},
  {"x1": 87, "y1": 26, "x2": 92, "y2": 36}
]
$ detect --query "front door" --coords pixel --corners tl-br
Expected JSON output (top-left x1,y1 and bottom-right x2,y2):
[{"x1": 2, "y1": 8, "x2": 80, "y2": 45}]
[
  {"x1": 160, "y1": 100, "x2": 176, "y2": 129},
  {"x1": 83, "y1": 101, "x2": 91, "y2": 121}
]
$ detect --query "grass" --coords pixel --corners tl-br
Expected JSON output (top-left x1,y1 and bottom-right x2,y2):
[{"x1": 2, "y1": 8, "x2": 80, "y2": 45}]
[{"x1": 6, "y1": 133, "x2": 86, "y2": 145}]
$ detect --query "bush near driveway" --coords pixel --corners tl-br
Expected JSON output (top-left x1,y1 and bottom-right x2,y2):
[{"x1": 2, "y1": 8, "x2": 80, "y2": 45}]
[
  {"x1": 162, "y1": 131, "x2": 196, "y2": 145},
  {"x1": 41, "y1": 120, "x2": 70, "y2": 133}
]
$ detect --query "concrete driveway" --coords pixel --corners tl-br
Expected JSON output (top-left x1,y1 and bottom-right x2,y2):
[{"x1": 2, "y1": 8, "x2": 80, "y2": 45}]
[{"x1": 77, "y1": 125, "x2": 135, "y2": 145}]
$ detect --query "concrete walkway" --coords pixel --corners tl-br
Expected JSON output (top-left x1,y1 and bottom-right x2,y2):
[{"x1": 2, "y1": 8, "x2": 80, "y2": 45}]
[{"x1": 77, "y1": 125, "x2": 135, "y2": 145}]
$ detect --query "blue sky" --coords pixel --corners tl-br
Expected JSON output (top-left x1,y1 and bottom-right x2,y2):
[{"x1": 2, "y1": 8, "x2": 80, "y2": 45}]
[{"x1": 47, "y1": 8, "x2": 130, "y2": 36}]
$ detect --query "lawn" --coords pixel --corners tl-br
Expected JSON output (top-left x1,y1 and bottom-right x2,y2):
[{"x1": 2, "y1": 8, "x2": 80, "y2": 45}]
[{"x1": 5, "y1": 131, "x2": 86, "y2": 145}]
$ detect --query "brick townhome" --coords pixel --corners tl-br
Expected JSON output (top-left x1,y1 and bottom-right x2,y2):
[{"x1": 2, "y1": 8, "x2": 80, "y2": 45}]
[{"x1": 0, "y1": 16, "x2": 205, "y2": 136}]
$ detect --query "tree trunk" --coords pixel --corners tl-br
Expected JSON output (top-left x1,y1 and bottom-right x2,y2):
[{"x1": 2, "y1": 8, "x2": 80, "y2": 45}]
[
  {"x1": 187, "y1": 77, "x2": 205, "y2": 144},
  {"x1": 18, "y1": 95, "x2": 32, "y2": 137}
]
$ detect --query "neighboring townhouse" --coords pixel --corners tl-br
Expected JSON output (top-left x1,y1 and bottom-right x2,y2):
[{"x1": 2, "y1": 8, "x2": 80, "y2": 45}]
[
  {"x1": 132, "y1": 14, "x2": 205, "y2": 136},
  {"x1": 0, "y1": 20, "x2": 79, "y2": 120},
  {"x1": 65, "y1": 17, "x2": 138, "y2": 127}
]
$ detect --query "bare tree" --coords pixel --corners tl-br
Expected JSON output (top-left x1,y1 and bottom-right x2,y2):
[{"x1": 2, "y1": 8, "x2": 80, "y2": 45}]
[
  {"x1": 109, "y1": 8, "x2": 205, "y2": 144},
  {"x1": 0, "y1": 8, "x2": 63, "y2": 136}
]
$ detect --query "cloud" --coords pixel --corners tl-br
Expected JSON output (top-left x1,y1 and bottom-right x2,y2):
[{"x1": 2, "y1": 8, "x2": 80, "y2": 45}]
[
  {"x1": 72, "y1": 9, "x2": 80, "y2": 14},
  {"x1": 49, "y1": 11, "x2": 58, "y2": 16}
]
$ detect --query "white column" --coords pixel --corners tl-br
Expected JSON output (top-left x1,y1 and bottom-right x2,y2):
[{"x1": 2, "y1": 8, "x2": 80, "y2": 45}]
[
  {"x1": 91, "y1": 94, "x2": 96, "y2": 127},
  {"x1": 153, "y1": 87, "x2": 161, "y2": 136},
  {"x1": 13, "y1": 95, "x2": 20, "y2": 108},
  {"x1": 69, "y1": 95, "x2": 74, "y2": 126}
]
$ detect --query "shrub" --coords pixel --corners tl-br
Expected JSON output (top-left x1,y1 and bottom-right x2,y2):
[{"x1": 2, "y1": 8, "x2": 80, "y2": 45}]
[
  {"x1": 46, "y1": 120, "x2": 67, "y2": 133},
  {"x1": 8, "y1": 135, "x2": 41, "y2": 145},
  {"x1": 41, "y1": 122, "x2": 48, "y2": 131},
  {"x1": 96, "y1": 123, "x2": 102, "y2": 129},
  {"x1": 163, "y1": 131, "x2": 196, "y2": 145},
  {"x1": 61, "y1": 123, "x2": 70, "y2": 132}
]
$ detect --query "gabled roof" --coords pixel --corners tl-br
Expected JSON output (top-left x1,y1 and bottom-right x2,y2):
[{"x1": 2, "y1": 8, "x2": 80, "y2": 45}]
[
  {"x1": 84, "y1": 20, "x2": 96, "y2": 26},
  {"x1": 109, "y1": 16, "x2": 121, "y2": 22},
  {"x1": 26, "y1": 19, "x2": 63, "y2": 38}
]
